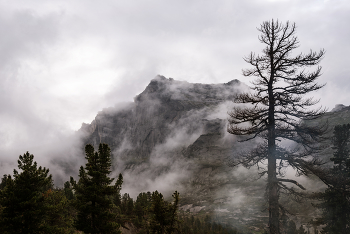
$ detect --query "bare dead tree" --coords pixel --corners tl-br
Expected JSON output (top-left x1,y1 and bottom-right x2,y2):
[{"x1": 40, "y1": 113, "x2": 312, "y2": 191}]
[{"x1": 227, "y1": 20, "x2": 326, "y2": 234}]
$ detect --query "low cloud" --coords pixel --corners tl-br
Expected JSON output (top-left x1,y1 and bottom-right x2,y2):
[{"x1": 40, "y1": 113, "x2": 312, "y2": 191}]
[
  {"x1": 113, "y1": 122, "x2": 204, "y2": 198},
  {"x1": 0, "y1": 0, "x2": 348, "y2": 207}
]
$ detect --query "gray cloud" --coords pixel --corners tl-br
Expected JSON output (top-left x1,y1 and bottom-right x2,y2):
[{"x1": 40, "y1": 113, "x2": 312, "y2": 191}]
[{"x1": 0, "y1": 0, "x2": 349, "y2": 185}]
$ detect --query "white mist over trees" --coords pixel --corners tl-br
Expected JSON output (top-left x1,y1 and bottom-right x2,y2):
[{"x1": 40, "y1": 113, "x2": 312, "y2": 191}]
[{"x1": 227, "y1": 20, "x2": 326, "y2": 234}]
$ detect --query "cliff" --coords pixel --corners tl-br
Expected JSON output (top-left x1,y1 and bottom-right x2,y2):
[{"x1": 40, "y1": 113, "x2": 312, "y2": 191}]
[
  {"x1": 78, "y1": 76, "x2": 350, "y2": 231},
  {"x1": 80, "y1": 75, "x2": 242, "y2": 161},
  {"x1": 79, "y1": 75, "x2": 265, "y2": 229}
]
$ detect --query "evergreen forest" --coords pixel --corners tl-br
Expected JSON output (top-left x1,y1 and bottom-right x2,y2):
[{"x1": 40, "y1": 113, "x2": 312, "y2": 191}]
[
  {"x1": 1, "y1": 123, "x2": 350, "y2": 233},
  {"x1": 0, "y1": 143, "x2": 240, "y2": 234}
]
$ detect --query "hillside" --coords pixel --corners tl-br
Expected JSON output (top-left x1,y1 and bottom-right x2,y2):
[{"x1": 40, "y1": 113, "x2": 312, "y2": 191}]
[{"x1": 78, "y1": 76, "x2": 350, "y2": 232}]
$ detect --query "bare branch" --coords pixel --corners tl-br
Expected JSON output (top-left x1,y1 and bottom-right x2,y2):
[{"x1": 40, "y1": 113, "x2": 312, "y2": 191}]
[
  {"x1": 227, "y1": 20, "x2": 326, "y2": 233},
  {"x1": 277, "y1": 179, "x2": 306, "y2": 190}
]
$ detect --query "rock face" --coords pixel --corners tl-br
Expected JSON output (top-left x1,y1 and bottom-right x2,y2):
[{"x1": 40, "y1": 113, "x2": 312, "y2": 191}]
[
  {"x1": 79, "y1": 75, "x2": 266, "y2": 229},
  {"x1": 79, "y1": 76, "x2": 350, "y2": 231},
  {"x1": 79, "y1": 75, "x2": 247, "y2": 180},
  {"x1": 80, "y1": 75, "x2": 242, "y2": 161},
  {"x1": 331, "y1": 104, "x2": 350, "y2": 112}
]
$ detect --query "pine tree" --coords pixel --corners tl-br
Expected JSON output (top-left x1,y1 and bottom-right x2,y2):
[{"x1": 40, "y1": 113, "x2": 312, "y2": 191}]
[
  {"x1": 63, "y1": 181, "x2": 75, "y2": 200},
  {"x1": 315, "y1": 124, "x2": 350, "y2": 233},
  {"x1": 227, "y1": 20, "x2": 326, "y2": 234},
  {"x1": 330, "y1": 124, "x2": 350, "y2": 176},
  {"x1": 134, "y1": 192, "x2": 150, "y2": 225},
  {"x1": 0, "y1": 174, "x2": 10, "y2": 190},
  {"x1": 114, "y1": 173, "x2": 123, "y2": 208},
  {"x1": 167, "y1": 191, "x2": 180, "y2": 234},
  {"x1": 149, "y1": 190, "x2": 180, "y2": 234},
  {"x1": 70, "y1": 143, "x2": 122, "y2": 234},
  {"x1": 41, "y1": 189, "x2": 76, "y2": 234},
  {"x1": 120, "y1": 193, "x2": 134, "y2": 215},
  {"x1": 0, "y1": 152, "x2": 53, "y2": 234}
]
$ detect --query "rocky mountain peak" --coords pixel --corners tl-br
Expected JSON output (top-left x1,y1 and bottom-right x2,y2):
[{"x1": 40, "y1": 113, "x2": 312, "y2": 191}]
[
  {"x1": 77, "y1": 76, "x2": 350, "y2": 231},
  {"x1": 134, "y1": 75, "x2": 242, "y2": 104},
  {"x1": 80, "y1": 76, "x2": 243, "y2": 157},
  {"x1": 331, "y1": 104, "x2": 350, "y2": 112}
]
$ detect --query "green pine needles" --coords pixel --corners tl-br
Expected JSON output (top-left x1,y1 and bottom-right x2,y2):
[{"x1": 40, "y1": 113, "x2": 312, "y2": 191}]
[
  {"x1": 0, "y1": 143, "x2": 238, "y2": 233},
  {"x1": 70, "y1": 143, "x2": 123, "y2": 234},
  {"x1": 331, "y1": 124, "x2": 350, "y2": 174},
  {"x1": 322, "y1": 124, "x2": 350, "y2": 233},
  {"x1": 312, "y1": 124, "x2": 350, "y2": 234},
  {"x1": 0, "y1": 152, "x2": 53, "y2": 234}
]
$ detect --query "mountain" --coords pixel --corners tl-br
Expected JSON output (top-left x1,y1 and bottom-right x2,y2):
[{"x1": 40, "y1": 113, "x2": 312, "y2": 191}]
[
  {"x1": 78, "y1": 75, "x2": 350, "y2": 232},
  {"x1": 80, "y1": 75, "x2": 242, "y2": 160},
  {"x1": 79, "y1": 75, "x2": 265, "y2": 229}
]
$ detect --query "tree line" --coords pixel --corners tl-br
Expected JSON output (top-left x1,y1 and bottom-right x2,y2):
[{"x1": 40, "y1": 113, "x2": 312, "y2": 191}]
[
  {"x1": 2, "y1": 130, "x2": 347, "y2": 234},
  {"x1": 0, "y1": 143, "x2": 239, "y2": 234}
]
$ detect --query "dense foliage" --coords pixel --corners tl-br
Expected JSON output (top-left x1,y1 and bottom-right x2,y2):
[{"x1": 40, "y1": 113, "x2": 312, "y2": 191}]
[
  {"x1": 0, "y1": 144, "x2": 240, "y2": 234},
  {"x1": 312, "y1": 124, "x2": 350, "y2": 234},
  {"x1": 70, "y1": 144, "x2": 122, "y2": 234},
  {"x1": 0, "y1": 128, "x2": 349, "y2": 234},
  {"x1": 0, "y1": 152, "x2": 53, "y2": 234}
]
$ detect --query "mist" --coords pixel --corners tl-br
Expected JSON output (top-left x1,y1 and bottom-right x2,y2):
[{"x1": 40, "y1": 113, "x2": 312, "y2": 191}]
[
  {"x1": 1, "y1": 0, "x2": 349, "y2": 181},
  {"x1": 0, "y1": 2, "x2": 349, "y2": 233}
]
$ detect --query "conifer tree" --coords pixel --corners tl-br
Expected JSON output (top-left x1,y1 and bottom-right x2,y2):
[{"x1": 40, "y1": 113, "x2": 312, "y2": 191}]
[
  {"x1": 167, "y1": 191, "x2": 180, "y2": 234},
  {"x1": 314, "y1": 124, "x2": 350, "y2": 233},
  {"x1": 0, "y1": 174, "x2": 10, "y2": 190},
  {"x1": 0, "y1": 152, "x2": 53, "y2": 234},
  {"x1": 227, "y1": 20, "x2": 325, "y2": 234},
  {"x1": 114, "y1": 173, "x2": 123, "y2": 208},
  {"x1": 70, "y1": 143, "x2": 122, "y2": 234},
  {"x1": 120, "y1": 193, "x2": 134, "y2": 215},
  {"x1": 330, "y1": 124, "x2": 350, "y2": 175},
  {"x1": 63, "y1": 181, "x2": 75, "y2": 200},
  {"x1": 149, "y1": 190, "x2": 180, "y2": 234},
  {"x1": 134, "y1": 192, "x2": 150, "y2": 224},
  {"x1": 41, "y1": 189, "x2": 76, "y2": 234}
]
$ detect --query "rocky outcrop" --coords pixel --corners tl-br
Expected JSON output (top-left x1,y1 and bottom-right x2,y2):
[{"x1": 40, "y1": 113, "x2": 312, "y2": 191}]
[
  {"x1": 78, "y1": 76, "x2": 263, "y2": 227},
  {"x1": 331, "y1": 104, "x2": 350, "y2": 112},
  {"x1": 79, "y1": 75, "x2": 243, "y2": 163},
  {"x1": 78, "y1": 76, "x2": 350, "y2": 231}
]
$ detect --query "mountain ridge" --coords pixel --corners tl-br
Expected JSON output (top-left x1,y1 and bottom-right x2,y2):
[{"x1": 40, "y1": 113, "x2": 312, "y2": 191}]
[
  {"x1": 78, "y1": 75, "x2": 350, "y2": 232},
  {"x1": 79, "y1": 75, "x2": 244, "y2": 162}
]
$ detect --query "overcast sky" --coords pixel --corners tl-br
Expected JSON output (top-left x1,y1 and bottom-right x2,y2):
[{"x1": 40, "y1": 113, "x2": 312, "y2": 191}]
[{"x1": 1, "y1": 0, "x2": 349, "y2": 178}]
